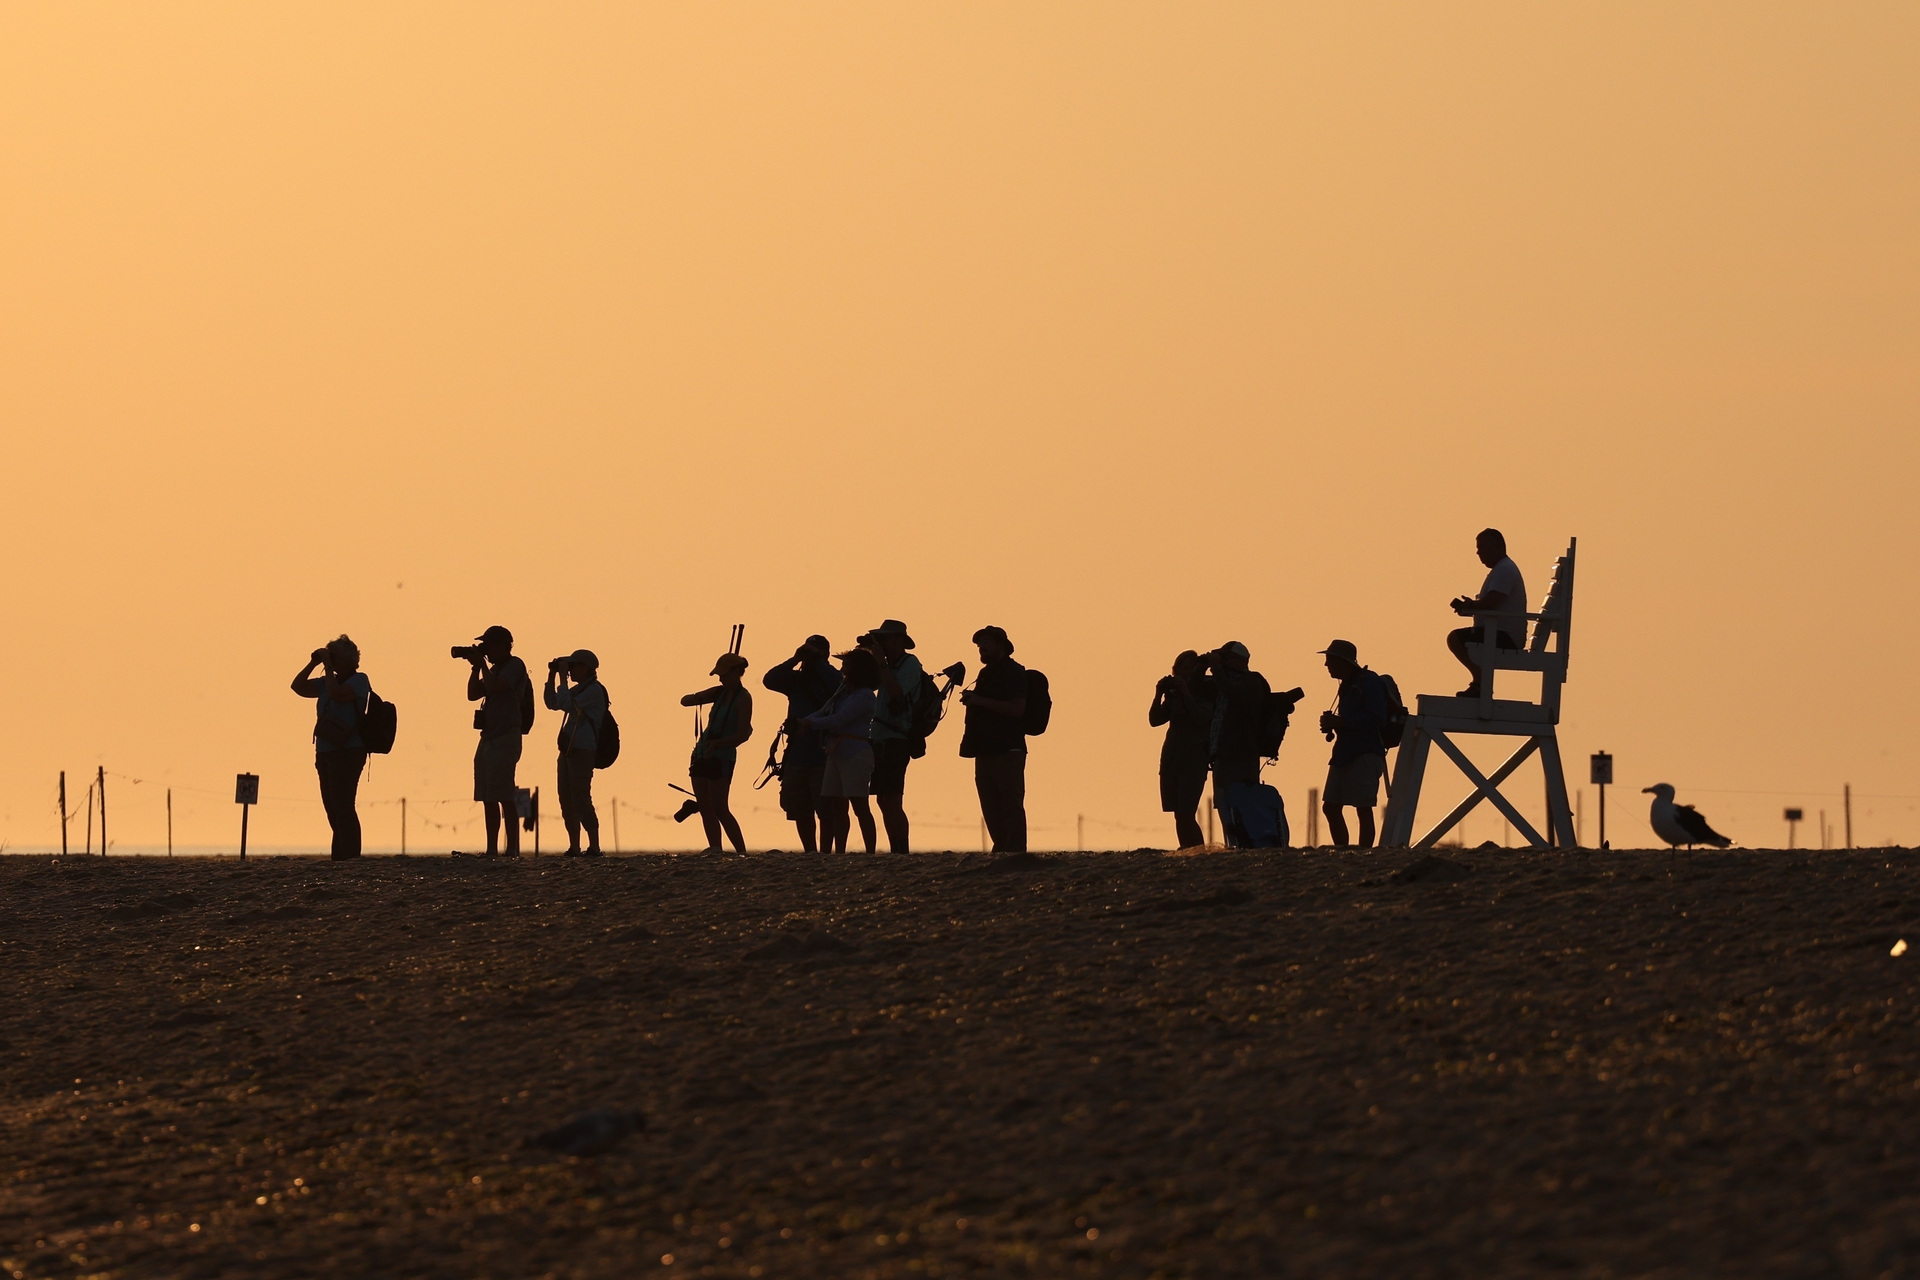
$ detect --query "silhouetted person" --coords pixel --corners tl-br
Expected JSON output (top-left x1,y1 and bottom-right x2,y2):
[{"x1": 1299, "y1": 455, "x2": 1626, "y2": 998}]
[
  {"x1": 1203, "y1": 641, "x2": 1272, "y2": 841},
  {"x1": 291, "y1": 635, "x2": 369, "y2": 859},
  {"x1": 545, "y1": 649, "x2": 608, "y2": 856},
  {"x1": 859, "y1": 620, "x2": 922, "y2": 853},
  {"x1": 806, "y1": 648, "x2": 881, "y2": 854},
  {"x1": 464, "y1": 624, "x2": 529, "y2": 857},
  {"x1": 1316, "y1": 639, "x2": 1390, "y2": 849},
  {"x1": 959, "y1": 625, "x2": 1029, "y2": 853},
  {"x1": 1150, "y1": 650, "x2": 1213, "y2": 850},
  {"x1": 763, "y1": 635, "x2": 842, "y2": 852},
  {"x1": 681, "y1": 652, "x2": 753, "y2": 853},
  {"x1": 1447, "y1": 527, "x2": 1529, "y2": 697}
]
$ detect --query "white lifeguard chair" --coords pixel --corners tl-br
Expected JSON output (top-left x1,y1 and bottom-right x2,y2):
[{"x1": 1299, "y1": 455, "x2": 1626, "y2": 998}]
[{"x1": 1379, "y1": 538, "x2": 1578, "y2": 849}]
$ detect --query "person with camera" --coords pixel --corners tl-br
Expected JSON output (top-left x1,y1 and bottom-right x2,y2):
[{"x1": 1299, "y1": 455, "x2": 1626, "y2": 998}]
[
  {"x1": 1203, "y1": 640, "x2": 1272, "y2": 838},
  {"x1": 291, "y1": 635, "x2": 371, "y2": 859},
  {"x1": 460, "y1": 624, "x2": 530, "y2": 858},
  {"x1": 1150, "y1": 649, "x2": 1214, "y2": 850},
  {"x1": 680, "y1": 652, "x2": 754, "y2": 854},
  {"x1": 859, "y1": 619, "x2": 923, "y2": 854},
  {"x1": 1316, "y1": 639, "x2": 1391, "y2": 849},
  {"x1": 958, "y1": 625, "x2": 1030, "y2": 853},
  {"x1": 545, "y1": 649, "x2": 609, "y2": 857},
  {"x1": 804, "y1": 648, "x2": 881, "y2": 854},
  {"x1": 762, "y1": 635, "x2": 842, "y2": 853},
  {"x1": 1447, "y1": 527, "x2": 1529, "y2": 697}
]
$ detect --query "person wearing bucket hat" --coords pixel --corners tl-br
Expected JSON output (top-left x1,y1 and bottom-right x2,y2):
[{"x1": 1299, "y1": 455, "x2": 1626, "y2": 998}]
[
  {"x1": 544, "y1": 649, "x2": 609, "y2": 856},
  {"x1": 1316, "y1": 639, "x2": 1391, "y2": 849},
  {"x1": 959, "y1": 625, "x2": 1030, "y2": 852},
  {"x1": 858, "y1": 620, "x2": 923, "y2": 853},
  {"x1": 681, "y1": 650, "x2": 754, "y2": 853}
]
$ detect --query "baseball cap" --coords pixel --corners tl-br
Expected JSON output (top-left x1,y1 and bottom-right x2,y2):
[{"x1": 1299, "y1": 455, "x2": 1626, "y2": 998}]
[
  {"x1": 712, "y1": 652, "x2": 749, "y2": 676},
  {"x1": 803, "y1": 634, "x2": 831, "y2": 655},
  {"x1": 1219, "y1": 640, "x2": 1250, "y2": 659},
  {"x1": 567, "y1": 648, "x2": 599, "y2": 670},
  {"x1": 1318, "y1": 639, "x2": 1358, "y2": 663},
  {"x1": 477, "y1": 625, "x2": 513, "y2": 646}
]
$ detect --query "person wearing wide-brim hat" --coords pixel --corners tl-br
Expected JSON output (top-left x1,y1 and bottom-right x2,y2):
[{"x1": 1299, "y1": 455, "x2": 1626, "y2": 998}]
[
  {"x1": 544, "y1": 648, "x2": 609, "y2": 856},
  {"x1": 680, "y1": 651, "x2": 754, "y2": 853},
  {"x1": 856, "y1": 619, "x2": 924, "y2": 853}
]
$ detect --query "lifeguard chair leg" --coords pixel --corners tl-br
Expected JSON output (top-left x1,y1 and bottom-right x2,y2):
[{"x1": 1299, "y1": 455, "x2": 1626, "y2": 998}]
[
  {"x1": 1380, "y1": 726, "x2": 1431, "y2": 847},
  {"x1": 1538, "y1": 733, "x2": 1577, "y2": 848}
]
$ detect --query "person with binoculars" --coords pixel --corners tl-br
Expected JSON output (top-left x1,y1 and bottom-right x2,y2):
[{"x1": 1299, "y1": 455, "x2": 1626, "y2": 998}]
[
  {"x1": 545, "y1": 649, "x2": 609, "y2": 857},
  {"x1": 455, "y1": 625, "x2": 530, "y2": 858},
  {"x1": 290, "y1": 635, "x2": 370, "y2": 859}
]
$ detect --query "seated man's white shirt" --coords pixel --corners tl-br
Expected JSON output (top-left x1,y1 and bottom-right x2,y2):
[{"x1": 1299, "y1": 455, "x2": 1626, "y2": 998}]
[{"x1": 1480, "y1": 556, "x2": 1529, "y2": 645}]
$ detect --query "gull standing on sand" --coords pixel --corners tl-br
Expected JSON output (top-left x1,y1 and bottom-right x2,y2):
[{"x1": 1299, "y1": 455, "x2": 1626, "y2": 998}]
[{"x1": 1643, "y1": 783, "x2": 1732, "y2": 849}]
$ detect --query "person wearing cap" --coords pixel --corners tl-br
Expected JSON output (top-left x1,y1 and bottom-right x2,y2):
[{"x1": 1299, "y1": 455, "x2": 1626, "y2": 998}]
[
  {"x1": 1203, "y1": 640, "x2": 1273, "y2": 835},
  {"x1": 859, "y1": 619, "x2": 924, "y2": 854},
  {"x1": 762, "y1": 635, "x2": 843, "y2": 852},
  {"x1": 958, "y1": 625, "x2": 1030, "y2": 853},
  {"x1": 1317, "y1": 639, "x2": 1391, "y2": 849},
  {"x1": 681, "y1": 651, "x2": 754, "y2": 853},
  {"x1": 545, "y1": 649, "x2": 610, "y2": 856},
  {"x1": 466, "y1": 624, "x2": 530, "y2": 858},
  {"x1": 291, "y1": 634, "x2": 370, "y2": 859}
]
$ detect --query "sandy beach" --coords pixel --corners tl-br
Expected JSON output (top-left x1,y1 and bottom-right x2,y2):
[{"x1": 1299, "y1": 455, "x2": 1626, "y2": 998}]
[{"x1": 3, "y1": 846, "x2": 1916, "y2": 1279}]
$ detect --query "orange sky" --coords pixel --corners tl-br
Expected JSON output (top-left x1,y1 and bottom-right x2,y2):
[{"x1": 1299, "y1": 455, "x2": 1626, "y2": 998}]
[{"x1": 4, "y1": 4, "x2": 1916, "y2": 853}]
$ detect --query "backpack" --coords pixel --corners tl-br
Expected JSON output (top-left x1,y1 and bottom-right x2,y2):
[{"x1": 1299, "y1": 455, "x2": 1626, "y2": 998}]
[
  {"x1": 1022, "y1": 669, "x2": 1052, "y2": 736},
  {"x1": 361, "y1": 689, "x2": 398, "y2": 755},
  {"x1": 1224, "y1": 781, "x2": 1288, "y2": 849},
  {"x1": 594, "y1": 710, "x2": 620, "y2": 769},
  {"x1": 1256, "y1": 686, "x2": 1305, "y2": 759},
  {"x1": 1373, "y1": 670, "x2": 1408, "y2": 748},
  {"x1": 520, "y1": 678, "x2": 536, "y2": 735}
]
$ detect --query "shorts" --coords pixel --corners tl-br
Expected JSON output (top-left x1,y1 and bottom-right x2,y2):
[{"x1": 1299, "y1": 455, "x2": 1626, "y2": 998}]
[
  {"x1": 779, "y1": 761, "x2": 826, "y2": 820},
  {"x1": 870, "y1": 738, "x2": 912, "y2": 796},
  {"x1": 821, "y1": 744, "x2": 875, "y2": 798},
  {"x1": 473, "y1": 734, "x2": 523, "y2": 802},
  {"x1": 689, "y1": 756, "x2": 735, "y2": 782},
  {"x1": 1160, "y1": 765, "x2": 1207, "y2": 814},
  {"x1": 1324, "y1": 753, "x2": 1387, "y2": 808},
  {"x1": 1211, "y1": 757, "x2": 1261, "y2": 809}
]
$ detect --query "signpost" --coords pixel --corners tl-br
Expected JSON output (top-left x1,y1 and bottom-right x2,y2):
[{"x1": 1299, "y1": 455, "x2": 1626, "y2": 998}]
[
  {"x1": 235, "y1": 773, "x2": 260, "y2": 860},
  {"x1": 1589, "y1": 752, "x2": 1613, "y2": 849},
  {"x1": 1784, "y1": 807, "x2": 1803, "y2": 850}
]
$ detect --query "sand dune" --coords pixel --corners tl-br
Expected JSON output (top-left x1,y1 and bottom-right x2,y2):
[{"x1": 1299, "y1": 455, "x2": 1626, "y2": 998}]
[{"x1": 3, "y1": 847, "x2": 1917, "y2": 1278}]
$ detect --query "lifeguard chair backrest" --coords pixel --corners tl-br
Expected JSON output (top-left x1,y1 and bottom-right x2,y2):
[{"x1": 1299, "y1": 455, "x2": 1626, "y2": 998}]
[{"x1": 1528, "y1": 538, "x2": 1577, "y2": 657}]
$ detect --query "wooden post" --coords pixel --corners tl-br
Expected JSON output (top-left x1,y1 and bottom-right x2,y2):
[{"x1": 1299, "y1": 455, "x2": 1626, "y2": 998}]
[
  {"x1": 1845, "y1": 784, "x2": 1853, "y2": 849},
  {"x1": 97, "y1": 766, "x2": 107, "y2": 856},
  {"x1": 235, "y1": 774, "x2": 259, "y2": 861},
  {"x1": 401, "y1": 797, "x2": 407, "y2": 856},
  {"x1": 1599, "y1": 782, "x2": 1607, "y2": 850},
  {"x1": 240, "y1": 804, "x2": 250, "y2": 861},
  {"x1": 1077, "y1": 813, "x2": 1084, "y2": 852},
  {"x1": 1306, "y1": 787, "x2": 1320, "y2": 847},
  {"x1": 612, "y1": 797, "x2": 620, "y2": 854},
  {"x1": 85, "y1": 782, "x2": 93, "y2": 855},
  {"x1": 167, "y1": 789, "x2": 173, "y2": 857},
  {"x1": 533, "y1": 787, "x2": 541, "y2": 858},
  {"x1": 59, "y1": 772, "x2": 67, "y2": 856}
]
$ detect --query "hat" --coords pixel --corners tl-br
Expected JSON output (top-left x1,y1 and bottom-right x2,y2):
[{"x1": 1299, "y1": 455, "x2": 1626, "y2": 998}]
[
  {"x1": 803, "y1": 634, "x2": 831, "y2": 655},
  {"x1": 477, "y1": 625, "x2": 513, "y2": 646},
  {"x1": 1318, "y1": 639, "x2": 1358, "y2": 663},
  {"x1": 567, "y1": 648, "x2": 599, "y2": 670},
  {"x1": 712, "y1": 652, "x2": 749, "y2": 676},
  {"x1": 1219, "y1": 640, "x2": 1250, "y2": 659},
  {"x1": 971, "y1": 624, "x2": 1013, "y2": 654},
  {"x1": 857, "y1": 619, "x2": 916, "y2": 650}
]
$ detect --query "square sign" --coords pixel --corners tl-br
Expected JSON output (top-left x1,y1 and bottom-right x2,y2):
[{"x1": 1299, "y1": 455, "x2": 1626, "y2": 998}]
[
  {"x1": 235, "y1": 773, "x2": 260, "y2": 805},
  {"x1": 1589, "y1": 752, "x2": 1613, "y2": 786}
]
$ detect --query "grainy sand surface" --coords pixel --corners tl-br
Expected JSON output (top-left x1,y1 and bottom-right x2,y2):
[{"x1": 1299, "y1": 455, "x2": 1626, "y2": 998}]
[{"x1": 3, "y1": 847, "x2": 1917, "y2": 1279}]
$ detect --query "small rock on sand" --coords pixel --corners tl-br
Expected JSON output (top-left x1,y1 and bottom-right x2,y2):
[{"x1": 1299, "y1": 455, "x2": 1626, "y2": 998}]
[
  {"x1": 530, "y1": 1108, "x2": 646, "y2": 1157},
  {"x1": 1391, "y1": 856, "x2": 1473, "y2": 884}
]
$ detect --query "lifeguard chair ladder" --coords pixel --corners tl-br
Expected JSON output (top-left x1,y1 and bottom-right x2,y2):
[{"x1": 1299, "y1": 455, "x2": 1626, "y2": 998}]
[{"x1": 1379, "y1": 538, "x2": 1578, "y2": 850}]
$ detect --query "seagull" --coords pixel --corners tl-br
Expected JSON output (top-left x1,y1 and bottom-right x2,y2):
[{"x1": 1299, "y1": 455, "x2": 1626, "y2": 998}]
[{"x1": 1642, "y1": 783, "x2": 1732, "y2": 849}]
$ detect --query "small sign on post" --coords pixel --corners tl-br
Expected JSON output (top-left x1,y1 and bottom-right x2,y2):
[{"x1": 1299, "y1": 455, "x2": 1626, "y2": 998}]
[
  {"x1": 1784, "y1": 807, "x2": 1803, "y2": 850},
  {"x1": 1589, "y1": 752, "x2": 1613, "y2": 849},
  {"x1": 236, "y1": 773, "x2": 259, "y2": 860}
]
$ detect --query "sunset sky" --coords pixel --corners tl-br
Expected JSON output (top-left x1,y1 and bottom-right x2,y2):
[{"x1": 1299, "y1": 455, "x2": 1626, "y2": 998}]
[{"x1": 4, "y1": 4, "x2": 1916, "y2": 853}]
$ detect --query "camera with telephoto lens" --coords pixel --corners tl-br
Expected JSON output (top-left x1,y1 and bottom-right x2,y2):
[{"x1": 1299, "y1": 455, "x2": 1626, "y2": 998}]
[{"x1": 451, "y1": 644, "x2": 486, "y2": 662}]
